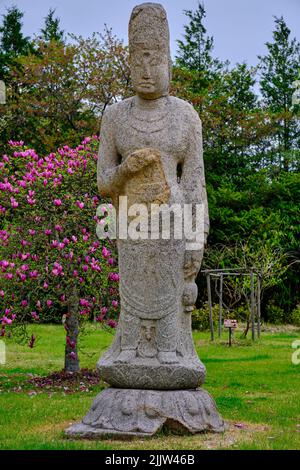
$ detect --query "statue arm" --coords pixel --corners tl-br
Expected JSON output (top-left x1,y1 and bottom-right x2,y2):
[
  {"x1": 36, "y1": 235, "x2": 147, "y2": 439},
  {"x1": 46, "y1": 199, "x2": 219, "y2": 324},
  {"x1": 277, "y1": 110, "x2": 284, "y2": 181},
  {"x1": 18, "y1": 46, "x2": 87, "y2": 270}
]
[
  {"x1": 181, "y1": 111, "x2": 209, "y2": 278},
  {"x1": 97, "y1": 106, "x2": 126, "y2": 197}
]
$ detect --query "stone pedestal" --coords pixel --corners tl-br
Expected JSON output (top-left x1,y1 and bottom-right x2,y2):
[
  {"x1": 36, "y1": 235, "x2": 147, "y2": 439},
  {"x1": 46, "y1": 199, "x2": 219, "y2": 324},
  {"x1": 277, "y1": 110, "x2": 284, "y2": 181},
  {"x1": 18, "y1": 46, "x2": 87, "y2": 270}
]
[{"x1": 65, "y1": 388, "x2": 226, "y2": 438}]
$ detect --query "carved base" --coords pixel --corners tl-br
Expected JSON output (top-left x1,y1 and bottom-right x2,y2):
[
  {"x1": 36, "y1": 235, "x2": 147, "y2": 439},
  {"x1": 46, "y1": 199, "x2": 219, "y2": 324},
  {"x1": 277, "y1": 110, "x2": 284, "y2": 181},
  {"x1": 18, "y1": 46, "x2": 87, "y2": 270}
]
[
  {"x1": 97, "y1": 356, "x2": 206, "y2": 390},
  {"x1": 65, "y1": 388, "x2": 226, "y2": 438}
]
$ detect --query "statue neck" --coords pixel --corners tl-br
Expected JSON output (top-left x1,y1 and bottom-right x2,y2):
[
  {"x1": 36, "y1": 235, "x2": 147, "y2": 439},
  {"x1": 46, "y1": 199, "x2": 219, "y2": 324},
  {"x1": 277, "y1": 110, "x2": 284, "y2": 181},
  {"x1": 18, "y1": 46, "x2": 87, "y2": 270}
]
[{"x1": 135, "y1": 95, "x2": 169, "y2": 110}]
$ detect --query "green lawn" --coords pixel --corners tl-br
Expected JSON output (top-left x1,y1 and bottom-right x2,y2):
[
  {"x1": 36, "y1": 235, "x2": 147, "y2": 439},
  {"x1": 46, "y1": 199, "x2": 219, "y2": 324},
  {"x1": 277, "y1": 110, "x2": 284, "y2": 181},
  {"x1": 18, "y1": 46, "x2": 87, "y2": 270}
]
[{"x1": 0, "y1": 324, "x2": 299, "y2": 450}]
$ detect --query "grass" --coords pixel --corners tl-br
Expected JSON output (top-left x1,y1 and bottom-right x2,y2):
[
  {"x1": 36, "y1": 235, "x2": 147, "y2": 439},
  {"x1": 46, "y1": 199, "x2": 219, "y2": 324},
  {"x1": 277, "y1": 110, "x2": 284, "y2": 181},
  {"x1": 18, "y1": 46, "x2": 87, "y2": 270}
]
[{"x1": 0, "y1": 324, "x2": 299, "y2": 450}]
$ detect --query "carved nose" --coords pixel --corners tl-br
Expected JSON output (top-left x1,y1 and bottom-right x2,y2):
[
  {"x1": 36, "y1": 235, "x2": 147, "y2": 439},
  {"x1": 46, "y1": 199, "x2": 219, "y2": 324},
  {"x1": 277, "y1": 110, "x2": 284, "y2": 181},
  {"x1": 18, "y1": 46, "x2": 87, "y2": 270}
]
[{"x1": 142, "y1": 63, "x2": 151, "y2": 78}]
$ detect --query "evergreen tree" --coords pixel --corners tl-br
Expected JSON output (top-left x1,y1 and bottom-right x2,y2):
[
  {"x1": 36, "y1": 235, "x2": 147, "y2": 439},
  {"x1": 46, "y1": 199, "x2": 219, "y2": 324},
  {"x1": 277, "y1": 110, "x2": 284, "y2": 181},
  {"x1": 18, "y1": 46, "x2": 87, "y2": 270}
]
[
  {"x1": 176, "y1": 2, "x2": 223, "y2": 77},
  {"x1": 40, "y1": 8, "x2": 64, "y2": 43},
  {"x1": 258, "y1": 16, "x2": 300, "y2": 171},
  {"x1": 0, "y1": 5, "x2": 30, "y2": 77}
]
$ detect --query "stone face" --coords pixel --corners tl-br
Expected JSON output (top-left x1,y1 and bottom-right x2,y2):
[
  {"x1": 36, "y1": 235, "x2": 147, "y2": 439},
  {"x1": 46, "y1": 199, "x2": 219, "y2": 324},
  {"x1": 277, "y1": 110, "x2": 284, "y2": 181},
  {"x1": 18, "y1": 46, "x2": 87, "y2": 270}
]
[
  {"x1": 65, "y1": 388, "x2": 227, "y2": 438},
  {"x1": 65, "y1": 3, "x2": 225, "y2": 439}
]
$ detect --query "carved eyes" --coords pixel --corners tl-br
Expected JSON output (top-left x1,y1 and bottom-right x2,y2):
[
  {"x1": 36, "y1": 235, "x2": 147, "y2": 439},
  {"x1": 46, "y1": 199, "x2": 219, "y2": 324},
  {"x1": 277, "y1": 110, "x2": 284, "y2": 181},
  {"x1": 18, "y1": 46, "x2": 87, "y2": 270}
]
[{"x1": 131, "y1": 53, "x2": 163, "y2": 67}]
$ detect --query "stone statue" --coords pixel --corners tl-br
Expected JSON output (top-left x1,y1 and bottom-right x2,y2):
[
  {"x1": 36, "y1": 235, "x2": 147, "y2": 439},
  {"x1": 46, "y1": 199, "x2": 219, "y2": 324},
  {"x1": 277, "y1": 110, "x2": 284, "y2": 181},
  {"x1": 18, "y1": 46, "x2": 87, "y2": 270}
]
[{"x1": 65, "y1": 3, "x2": 225, "y2": 438}]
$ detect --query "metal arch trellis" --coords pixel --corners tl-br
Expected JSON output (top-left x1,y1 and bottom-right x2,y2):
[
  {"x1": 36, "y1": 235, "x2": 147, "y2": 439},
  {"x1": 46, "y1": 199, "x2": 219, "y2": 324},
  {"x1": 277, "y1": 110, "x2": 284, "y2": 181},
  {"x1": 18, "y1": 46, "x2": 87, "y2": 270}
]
[{"x1": 202, "y1": 268, "x2": 262, "y2": 342}]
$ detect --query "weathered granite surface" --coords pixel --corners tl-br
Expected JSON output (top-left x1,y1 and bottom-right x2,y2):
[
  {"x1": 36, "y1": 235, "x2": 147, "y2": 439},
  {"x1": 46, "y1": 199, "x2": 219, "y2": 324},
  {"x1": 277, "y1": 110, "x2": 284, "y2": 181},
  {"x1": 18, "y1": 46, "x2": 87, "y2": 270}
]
[
  {"x1": 65, "y1": 3, "x2": 225, "y2": 438},
  {"x1": 65, "y1": 388, "x2": 226, "y2": 438},
  {"x1": 95, "y1": 3, "x2": 209, "y2": 386}
]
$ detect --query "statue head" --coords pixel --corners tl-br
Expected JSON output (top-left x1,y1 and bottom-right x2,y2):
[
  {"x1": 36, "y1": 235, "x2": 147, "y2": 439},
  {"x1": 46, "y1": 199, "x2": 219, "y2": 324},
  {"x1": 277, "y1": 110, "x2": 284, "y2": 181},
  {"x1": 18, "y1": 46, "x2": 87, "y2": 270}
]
[{"x1": 129, "y1": 3, "x2": 172, "y2": 100}]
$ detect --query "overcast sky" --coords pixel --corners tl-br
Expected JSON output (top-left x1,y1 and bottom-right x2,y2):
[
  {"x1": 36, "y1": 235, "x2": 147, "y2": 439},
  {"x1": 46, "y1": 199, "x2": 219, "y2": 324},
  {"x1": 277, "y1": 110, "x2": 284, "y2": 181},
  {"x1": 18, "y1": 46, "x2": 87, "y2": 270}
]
[{"x1": 0, "y1": 0, "x2": 299, "y2": 67}]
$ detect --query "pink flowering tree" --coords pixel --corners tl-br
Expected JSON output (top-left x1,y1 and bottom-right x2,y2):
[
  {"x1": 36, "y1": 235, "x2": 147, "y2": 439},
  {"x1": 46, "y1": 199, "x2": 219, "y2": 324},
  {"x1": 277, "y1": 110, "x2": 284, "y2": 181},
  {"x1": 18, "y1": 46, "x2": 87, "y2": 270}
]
[{"x1": 0, "y1": 137, "x2": 119, "y2": 372}]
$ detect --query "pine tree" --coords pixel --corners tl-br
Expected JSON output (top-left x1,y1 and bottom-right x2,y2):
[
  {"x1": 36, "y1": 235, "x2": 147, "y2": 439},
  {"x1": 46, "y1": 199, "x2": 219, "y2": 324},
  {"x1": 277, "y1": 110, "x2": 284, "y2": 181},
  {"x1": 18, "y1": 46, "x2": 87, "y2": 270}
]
[
  {"x1": 0, "y1": 6, "x2": 30, "y2": 77},
  {"x1": 176, "y1": 2, "x2": 222, "y2": 77},
  {"x1": 40, "y1": 8, "x2": 64, "y2": 43},
  {"x1": 258, "y1": 16, "x2": 300, "y2": 171}
]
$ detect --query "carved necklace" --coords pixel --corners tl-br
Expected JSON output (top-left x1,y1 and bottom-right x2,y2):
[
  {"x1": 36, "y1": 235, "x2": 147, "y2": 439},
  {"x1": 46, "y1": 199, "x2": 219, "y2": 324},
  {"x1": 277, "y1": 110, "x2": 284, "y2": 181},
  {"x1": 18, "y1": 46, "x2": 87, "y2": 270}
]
[{"x1": 129, "y1": 96, "x2": 170, "y2": 134}]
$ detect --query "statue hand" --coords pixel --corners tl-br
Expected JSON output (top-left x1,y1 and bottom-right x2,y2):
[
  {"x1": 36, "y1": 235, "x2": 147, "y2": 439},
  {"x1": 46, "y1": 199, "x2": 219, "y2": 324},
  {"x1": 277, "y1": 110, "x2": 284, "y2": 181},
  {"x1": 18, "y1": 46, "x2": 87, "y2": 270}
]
[{"x1": 123, "y1": 148, "x2": 160, "y2": 175}]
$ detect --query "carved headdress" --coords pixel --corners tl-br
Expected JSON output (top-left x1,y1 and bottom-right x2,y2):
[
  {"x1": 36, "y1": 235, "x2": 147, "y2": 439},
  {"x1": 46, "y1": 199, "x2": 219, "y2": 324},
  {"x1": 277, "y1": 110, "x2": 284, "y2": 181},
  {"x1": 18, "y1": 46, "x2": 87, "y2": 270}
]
[{"x1": 129, "y1": 3, "x2": 170, "y2": 57}]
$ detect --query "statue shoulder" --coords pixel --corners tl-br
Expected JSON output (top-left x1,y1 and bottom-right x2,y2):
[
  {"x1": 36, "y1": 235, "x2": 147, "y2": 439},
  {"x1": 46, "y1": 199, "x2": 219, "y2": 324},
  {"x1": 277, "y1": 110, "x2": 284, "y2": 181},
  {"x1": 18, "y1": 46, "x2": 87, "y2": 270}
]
[
  {"x1": 168, "y1": 96, "x2": 201, "y2": 126},
  {"x1": 102, "y1": 97, "x2": 134, "y2": 123}
]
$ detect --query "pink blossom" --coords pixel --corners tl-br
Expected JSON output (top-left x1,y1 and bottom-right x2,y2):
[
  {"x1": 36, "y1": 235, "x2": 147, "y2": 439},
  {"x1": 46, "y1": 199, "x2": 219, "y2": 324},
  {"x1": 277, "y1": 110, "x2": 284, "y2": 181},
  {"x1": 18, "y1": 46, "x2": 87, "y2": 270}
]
[
  {"x1": 102, "y1": 247, "x2": 110, "y2": 258},
  {"x1": 76, "y1": 201, "x2": 85, "y2": 209},
  {"x1": 108, "y1": 272, "x2": 120, "y2": 282},
  {"x1": 55, "y1": 224, "x2": 63, "y2": 232},
  {"x1": 53, "y1": 199, "x2": 62, "y2": 206},
  {"x1": 66, "y1": 336, "x2": 76, "y2": 349},
  {"x1": 46, "y1": 300, "x2": 53, "y2": 308},
  {"x1": 10, "y1": 197, "x2": 19, "y2": 208},
  {"x1": 8, "y1": 140, "x2": 24, "y2": 147},
  {"x1": 31, "y1": 312, "x2": 39, "y2": 321},
  {"x1": 29, "y1": 334, "x2": 36, "y2": 348},
  {"x1": 21, "y1": 300, "x2": 28, "y2": 307},
  {"x1": 52, "y1": 262, "x2": 63, "y2": 277},
  {"x1": 26, "y1": 197, "x2": 36, "y2": 205},
  {"x1": 101, "y1": 307, "x2": 108, "y2": 315},
  {"x1": 112, "y1": 300, "x2": 118, "y2": 309},
  {"x1": 29, "y1": 271, "x2": 39, "y2": 279},
  {"x1": 107, "y1": 319, "x2": 117, "y2": 328}
]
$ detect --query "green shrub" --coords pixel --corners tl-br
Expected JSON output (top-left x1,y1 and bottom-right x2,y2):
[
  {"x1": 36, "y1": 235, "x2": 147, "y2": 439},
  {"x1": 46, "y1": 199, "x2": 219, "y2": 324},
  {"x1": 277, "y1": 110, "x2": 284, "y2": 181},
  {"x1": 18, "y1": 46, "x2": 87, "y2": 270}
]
[
  {"x1": 192, "y1": 303, "x2": 250, "y2": 331},
  {"x1": 265, "y1": 301, "x2": 285, "y2": 324},
  {"x1": 289, "y1": 305, "x2": 300, "y2": 326},
  {"x1": 192, "y1": 303, "x2": 219, "y2": 331}
]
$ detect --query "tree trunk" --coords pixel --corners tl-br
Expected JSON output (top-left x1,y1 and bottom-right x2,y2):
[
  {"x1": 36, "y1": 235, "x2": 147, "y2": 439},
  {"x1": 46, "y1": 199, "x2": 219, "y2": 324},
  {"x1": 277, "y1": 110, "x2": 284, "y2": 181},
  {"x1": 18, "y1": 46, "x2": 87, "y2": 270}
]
[{"x1": 64, "y1": 285, "x2": 80, "y2": 373}]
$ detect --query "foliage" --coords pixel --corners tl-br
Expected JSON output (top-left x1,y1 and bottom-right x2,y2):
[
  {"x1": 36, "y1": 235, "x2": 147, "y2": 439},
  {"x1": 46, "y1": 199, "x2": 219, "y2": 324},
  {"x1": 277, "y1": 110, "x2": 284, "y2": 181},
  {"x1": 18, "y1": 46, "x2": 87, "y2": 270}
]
[
  {"x1": 0, "y1": 28, "x2": 131, "y2": 155},
  {"x1": 289, "y1": 305, "x2": 300, "y2": 326},
  {"x1": 39, "y1": 8, "x2": 65, "y2": 43},
  {"x1": 258, "y1": 16, "x2": 300, "y2": 171},
  {"x1": 176, "y1": 2, "x2": 224, "y2": 81},
  {"x1": 192, "y1": 303, "x2": 219, "y2": 331},
  {"x1": 0, "y1": 138, "x2": 119, "y2": 369},
  {"x1": 265, "y1": 301, "x2": 285, "y2": 325},
  {"x1": 0, "y1": 5, "x2": 31, "y2": 78}
]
